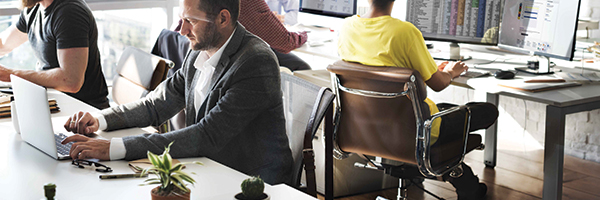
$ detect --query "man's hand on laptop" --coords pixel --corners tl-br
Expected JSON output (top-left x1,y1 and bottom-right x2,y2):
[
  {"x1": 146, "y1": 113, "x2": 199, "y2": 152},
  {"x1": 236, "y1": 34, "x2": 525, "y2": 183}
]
[
  {"x1": 64, "y1": 111, "x2": 99, "y2": 136},
  {"x1": 61, "y1": 135, "x2": 110, "y2": 160}
]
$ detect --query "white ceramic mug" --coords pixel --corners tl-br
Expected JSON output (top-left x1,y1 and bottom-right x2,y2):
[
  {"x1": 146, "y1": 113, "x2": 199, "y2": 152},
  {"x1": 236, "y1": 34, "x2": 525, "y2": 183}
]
[{"x1": 11, "y1": 99, "x2": 19, "y2": 134}]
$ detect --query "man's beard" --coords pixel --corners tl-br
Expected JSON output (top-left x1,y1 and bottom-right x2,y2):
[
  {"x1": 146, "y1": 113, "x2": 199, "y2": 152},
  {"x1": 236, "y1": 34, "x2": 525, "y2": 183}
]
[
  {"x1": 21, "y1": 0, "x2": 42, "y2": 8},
  {"x1": 190, "y1": 22, "x2": 222, "y2": 51}
]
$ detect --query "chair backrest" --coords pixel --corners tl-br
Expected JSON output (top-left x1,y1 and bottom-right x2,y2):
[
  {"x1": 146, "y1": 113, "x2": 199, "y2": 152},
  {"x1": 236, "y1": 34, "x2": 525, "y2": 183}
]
[
  {"x1": 326, "y1": 60, "x2": 430, "y2": 165},
  {"x1": 151, "y1": 29, "x2": 190, "y2": 77},
  {"x1": 280, "y1": 73, "x2": 335, "y2": 197},
  {"x1": 112, "y1": 46, "x2": 172, "y2": 105}
]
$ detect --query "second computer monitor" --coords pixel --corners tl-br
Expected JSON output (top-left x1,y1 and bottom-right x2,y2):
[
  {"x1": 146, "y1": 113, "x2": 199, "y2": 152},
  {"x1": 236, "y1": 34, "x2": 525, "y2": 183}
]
[
  {"x1": 498, "y1": 0, "x2": 581, "y2": 61},
  {"x1": 406, "y1": 0, "x2": 504, "y2": 45},
  {"x1": 299, "y1": 0, "x2": 357, "y2": 18}
]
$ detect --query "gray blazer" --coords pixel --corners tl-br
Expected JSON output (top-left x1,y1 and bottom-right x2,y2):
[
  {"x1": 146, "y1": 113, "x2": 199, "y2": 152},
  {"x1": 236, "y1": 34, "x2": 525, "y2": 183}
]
[{"x1": 101, "y1": 23, "x2": 293, "y2": 184}]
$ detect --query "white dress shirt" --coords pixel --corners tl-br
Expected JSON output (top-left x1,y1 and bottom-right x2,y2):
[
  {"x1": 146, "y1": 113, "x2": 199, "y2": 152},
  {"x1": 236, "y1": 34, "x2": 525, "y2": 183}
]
[
  {"x1": 266, "y1": 0, "x2": 299, "y2": 25},
  {"x1": 101, "y1": 30, "x2": 236, "y2": 160}
]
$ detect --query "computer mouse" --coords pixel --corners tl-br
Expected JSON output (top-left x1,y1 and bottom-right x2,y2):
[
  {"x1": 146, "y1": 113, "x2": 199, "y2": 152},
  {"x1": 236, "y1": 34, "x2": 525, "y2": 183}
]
[{"x1": 493, "y1": 70, "x2": 515, "y2": 79}]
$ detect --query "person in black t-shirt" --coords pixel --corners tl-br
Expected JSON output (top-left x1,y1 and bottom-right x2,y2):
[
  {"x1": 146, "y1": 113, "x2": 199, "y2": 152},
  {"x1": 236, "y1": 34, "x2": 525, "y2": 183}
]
[{"x1": 0, "y1": 0, "x2": 109, "y2": 109}]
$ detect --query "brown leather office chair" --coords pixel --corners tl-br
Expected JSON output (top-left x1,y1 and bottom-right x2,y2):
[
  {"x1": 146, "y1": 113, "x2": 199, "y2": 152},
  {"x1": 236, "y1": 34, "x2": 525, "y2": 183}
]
[
  {"x1": 324, "y1": 61, "x2": 484, "y2": 200},
  {"x1": 280, "y1": 72, "x2": 335, "y2": 197}
]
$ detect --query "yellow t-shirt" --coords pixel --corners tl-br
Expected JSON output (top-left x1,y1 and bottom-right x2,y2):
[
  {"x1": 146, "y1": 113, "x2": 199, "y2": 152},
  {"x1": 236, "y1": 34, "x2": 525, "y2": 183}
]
[{"x1": 338, "y1": 15, "x2": 441, "y2": 144}]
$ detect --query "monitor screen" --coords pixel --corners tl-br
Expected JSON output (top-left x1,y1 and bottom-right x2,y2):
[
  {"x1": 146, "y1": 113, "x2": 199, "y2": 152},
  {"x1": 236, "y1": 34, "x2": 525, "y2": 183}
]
[
  {"x1": 405, "y1": 0, "x2": 504, "y2": 45},
  {"x1": 498, "y1": 0, "x2": 581, "y2": 61},
  {"x1": 299, "y1": 0, "x2": 357, "y2": 18}
]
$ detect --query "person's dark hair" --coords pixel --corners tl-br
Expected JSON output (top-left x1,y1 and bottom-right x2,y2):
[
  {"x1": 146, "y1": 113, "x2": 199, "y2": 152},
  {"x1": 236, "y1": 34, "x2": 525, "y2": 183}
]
[
  {"x1": 371, "y1": 0, "x2": 394, "y2": 10},
  {"x1": 199, "y1": 0, "x2": 239, "y2": 25}
]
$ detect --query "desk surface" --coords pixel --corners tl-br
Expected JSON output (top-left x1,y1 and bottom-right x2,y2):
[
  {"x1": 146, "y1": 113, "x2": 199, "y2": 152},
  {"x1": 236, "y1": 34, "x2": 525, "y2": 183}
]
[
  {"x1": 294, "y1": 44, "x2": 600, "y2": 108},
  {"x1": 0, "y1": 90, "x2": 316, "y2": 200}
]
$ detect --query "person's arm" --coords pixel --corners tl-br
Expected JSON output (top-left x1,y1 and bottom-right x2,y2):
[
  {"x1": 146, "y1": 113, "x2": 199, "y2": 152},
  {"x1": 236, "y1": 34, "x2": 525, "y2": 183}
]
[
  {"x1": 426, "y1": 61, "x2": 467, "y2": 92},
  {"x1": 62, "y1": 59, "x2": 189, "y2": 160},
  {"x1": 280, "y1": 0, "x2": 299, "y2": 25},
  {"x1": 239, "y1": 0, "x2": 307, "y2": 53},
  {"x1": 118, "y1": 52, "x2": 282, "y2": 160},
  {"x1": 0, "y1": 25, "x2": 28, "y2": 56},
  {"x1": 402, "y1": 24, "x2": 467, "y2": 92},
  {"x1": 5, "y1": 47, "x2": 88, "y2": 93}
]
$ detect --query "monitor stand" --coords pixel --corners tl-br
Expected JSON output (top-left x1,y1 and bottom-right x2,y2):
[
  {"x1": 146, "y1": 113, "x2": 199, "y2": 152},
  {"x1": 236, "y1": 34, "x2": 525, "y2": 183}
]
[
  {"x1": 432, "y1": 42, "x2": 472, "y2": 61},
  {"x1": 515, "y1": 55, "x2": 554, "y2": 75}
]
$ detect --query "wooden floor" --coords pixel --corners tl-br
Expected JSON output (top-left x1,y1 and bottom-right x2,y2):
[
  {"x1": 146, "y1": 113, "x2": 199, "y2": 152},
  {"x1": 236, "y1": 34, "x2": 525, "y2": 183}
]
[{"x1": 317, "y1": 130, "x2": 600, "y2": 200}]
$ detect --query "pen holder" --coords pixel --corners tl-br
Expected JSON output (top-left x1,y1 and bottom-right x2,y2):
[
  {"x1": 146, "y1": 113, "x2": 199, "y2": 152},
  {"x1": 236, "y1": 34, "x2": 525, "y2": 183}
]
[{"x1": 11, "y1": 97, "x2": 20, "y2": 134}]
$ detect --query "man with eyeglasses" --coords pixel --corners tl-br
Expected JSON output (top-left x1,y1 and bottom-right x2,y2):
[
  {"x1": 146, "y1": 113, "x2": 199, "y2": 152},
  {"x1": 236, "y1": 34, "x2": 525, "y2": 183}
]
[{"x1": 62, "y1": 0, "x2": 293, "y2": 185}]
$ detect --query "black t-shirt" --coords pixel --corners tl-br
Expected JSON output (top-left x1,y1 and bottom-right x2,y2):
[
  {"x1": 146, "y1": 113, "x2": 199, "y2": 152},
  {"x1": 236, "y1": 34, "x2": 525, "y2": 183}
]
[{"x1": 16, "y1": 0, "x2": 109, "y2": 109}]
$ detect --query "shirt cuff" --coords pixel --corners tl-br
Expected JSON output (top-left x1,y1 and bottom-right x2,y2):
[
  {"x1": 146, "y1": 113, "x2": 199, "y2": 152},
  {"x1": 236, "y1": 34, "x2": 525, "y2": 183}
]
[
  {"x1": 109, "y1": 137, "x2": 126, "y2": 160},
  {"x1": 92, "y1": 113, "x2": 108, "y2": 131}
]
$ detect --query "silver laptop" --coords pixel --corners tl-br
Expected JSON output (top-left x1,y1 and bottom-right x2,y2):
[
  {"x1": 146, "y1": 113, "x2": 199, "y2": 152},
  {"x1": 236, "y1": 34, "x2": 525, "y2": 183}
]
[{"x1": 11, "y1": 75, "x2": 72, "y2": 160}]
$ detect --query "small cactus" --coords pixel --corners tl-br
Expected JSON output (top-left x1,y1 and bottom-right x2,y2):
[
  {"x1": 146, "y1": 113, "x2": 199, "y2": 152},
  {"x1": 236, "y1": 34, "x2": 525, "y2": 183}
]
[{"x1": 241, "y1": 176, "x2": 264, "y2": 199}]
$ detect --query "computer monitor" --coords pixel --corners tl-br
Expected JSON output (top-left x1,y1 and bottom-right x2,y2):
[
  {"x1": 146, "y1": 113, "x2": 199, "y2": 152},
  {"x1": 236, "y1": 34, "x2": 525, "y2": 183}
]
[
  {"x1": 405, "y1": 0, "x2": 504, "y2": 61},
  {"x1": 498, "y1": 0, "x2": 581, "y2": 74},
  {"x1": 299, "y1": 0, "x2": 357, "y2": 18}
]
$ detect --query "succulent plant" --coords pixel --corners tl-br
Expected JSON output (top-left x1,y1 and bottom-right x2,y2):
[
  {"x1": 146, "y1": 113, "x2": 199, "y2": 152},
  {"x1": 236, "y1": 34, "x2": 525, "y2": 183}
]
[
  {"x1": 139, "y1": 142, "x2": 203, "y2": 196},
  {"x1": 241, "y1": 176, "x2": 265, "y2": 199}
]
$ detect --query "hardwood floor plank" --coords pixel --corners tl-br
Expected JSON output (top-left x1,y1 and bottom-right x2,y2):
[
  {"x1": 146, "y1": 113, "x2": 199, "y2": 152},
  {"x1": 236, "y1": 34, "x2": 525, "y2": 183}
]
[
  {"x1": 315, "y1": 131, "x2": 600, "y2": 200},
  {"x1": 318, "y1": 181, "x2": 456, "y2": 200},
  {"x1": 563, "y1": 177, "x2": 600, "y2": 197},
  {"x1": 465, "y1": 158, "x2": 599, "y2": 199}
]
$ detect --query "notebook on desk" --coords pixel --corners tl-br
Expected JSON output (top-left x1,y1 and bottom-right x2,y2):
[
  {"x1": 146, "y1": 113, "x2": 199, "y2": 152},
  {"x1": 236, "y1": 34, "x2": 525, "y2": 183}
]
[
  {"x1": 11, "y1": 75, "x2": 72, "y2": 160},
  {"x1": 498, "y1": 80, "x2": 582, "y2": 93}
]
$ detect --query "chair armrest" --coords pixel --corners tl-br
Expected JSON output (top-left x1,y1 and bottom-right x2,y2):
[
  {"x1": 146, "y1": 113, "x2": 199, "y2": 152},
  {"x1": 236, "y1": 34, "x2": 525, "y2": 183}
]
[{"x1": 416, "y1": 105, "x2": 471, "y2": 177}]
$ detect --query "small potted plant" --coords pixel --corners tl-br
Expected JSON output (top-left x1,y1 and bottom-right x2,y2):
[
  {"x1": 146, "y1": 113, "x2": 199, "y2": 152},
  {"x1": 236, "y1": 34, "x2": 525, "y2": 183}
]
[
  {"x1": 139, "y1": 142, "x2": 202, "y2": 200},
  {"x1": 235, "y1": 176, "x2": 270, "y2": 200}
]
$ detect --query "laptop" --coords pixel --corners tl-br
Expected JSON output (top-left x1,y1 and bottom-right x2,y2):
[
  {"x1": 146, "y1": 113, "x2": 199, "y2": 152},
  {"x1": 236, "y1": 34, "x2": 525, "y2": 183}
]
[{"x1": 11, "y1": 75, "x2": 73, "y2": 160}]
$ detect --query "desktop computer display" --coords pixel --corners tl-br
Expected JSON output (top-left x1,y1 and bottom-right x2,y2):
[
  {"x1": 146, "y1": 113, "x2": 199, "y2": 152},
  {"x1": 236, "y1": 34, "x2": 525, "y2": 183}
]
[
  {"x1": 299, "y1": 0, "x2": 357, "y2": 18},
  {"x1": 406, "y1": 0, "x2": 504, "y2": 60},
  {"x1": 406, "y1": 0, "x2": 503, "y2": 45},
  {"x1": 498, "y1": 0, "x2": 581, "y2": 61}
]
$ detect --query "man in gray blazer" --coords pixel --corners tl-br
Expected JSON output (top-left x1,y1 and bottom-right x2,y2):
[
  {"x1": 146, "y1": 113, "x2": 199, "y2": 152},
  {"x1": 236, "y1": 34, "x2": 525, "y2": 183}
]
[{"x1": 62, "y1": 0, "x2": 293, "y2": 184}]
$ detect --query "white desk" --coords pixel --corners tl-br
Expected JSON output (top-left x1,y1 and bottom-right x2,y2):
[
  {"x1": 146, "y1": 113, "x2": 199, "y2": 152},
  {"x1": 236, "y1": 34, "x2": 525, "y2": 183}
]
[
  {"x1": 0, "y1": 90, "x2": 316, "y2": 200},
  {"x1": 293, "y1": 44, "x2": 600, "y2": 200}
]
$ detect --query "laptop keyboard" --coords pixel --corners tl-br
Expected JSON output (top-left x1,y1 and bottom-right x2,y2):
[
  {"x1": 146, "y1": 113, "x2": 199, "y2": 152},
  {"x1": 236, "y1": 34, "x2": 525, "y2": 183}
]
[{"x1": 54, "y1": 133, "x2": 73, "y2": 156}]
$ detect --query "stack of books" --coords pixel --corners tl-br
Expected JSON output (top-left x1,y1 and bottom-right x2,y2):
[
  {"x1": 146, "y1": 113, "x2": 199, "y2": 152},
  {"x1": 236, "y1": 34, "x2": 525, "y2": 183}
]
[{"x1": 0, "y1": 96, "x2": 60, "y2": 118}]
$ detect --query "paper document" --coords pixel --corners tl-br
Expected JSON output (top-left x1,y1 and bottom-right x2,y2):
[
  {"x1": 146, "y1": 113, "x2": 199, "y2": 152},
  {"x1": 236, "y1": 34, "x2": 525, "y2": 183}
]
[
  {"x1": 555, "y1": 72, "x2": 600, "y2": 82},
  {"x1": 498, "y1": 80, "x2": 582, "y2": 93}
]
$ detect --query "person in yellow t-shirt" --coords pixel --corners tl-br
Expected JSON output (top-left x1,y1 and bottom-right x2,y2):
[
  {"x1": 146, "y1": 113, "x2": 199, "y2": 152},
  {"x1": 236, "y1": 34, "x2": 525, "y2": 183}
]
[{"x1": 337, "y1": 0, "x2": 498, "y2": 199}]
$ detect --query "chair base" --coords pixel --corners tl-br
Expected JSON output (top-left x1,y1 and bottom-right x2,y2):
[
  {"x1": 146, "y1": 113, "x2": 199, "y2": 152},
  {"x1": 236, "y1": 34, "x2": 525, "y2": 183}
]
[{"x1": 397, "y1": 178, "x2": 410, "y2": 200}]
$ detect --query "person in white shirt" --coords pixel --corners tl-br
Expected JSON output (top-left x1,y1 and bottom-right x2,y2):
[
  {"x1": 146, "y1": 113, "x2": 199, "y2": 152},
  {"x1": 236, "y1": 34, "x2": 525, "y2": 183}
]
[{"x1": 61, "y1": 0, "x2": 293, "y2": 185}]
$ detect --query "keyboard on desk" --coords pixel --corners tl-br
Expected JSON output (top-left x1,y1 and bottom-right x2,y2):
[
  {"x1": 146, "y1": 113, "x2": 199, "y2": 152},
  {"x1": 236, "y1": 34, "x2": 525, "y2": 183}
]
[
  {"x1": 54, "y1": 133, "x2": 73, "y2": 156},
  {"x1": 461, "y1": 69, "x2": 491, "y2": 78}
]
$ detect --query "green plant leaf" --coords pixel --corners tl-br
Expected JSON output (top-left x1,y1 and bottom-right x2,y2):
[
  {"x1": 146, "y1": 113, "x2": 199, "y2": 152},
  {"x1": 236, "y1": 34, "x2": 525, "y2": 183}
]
[
  {"x1": 171, "y1": 163, "x2": 184, "y2": 172},
  {"x1": 172, "y1": 181, "x2": 189, "y2": 193},
  {"x1": 163, "y1": 151, "x2": 172, "y2": 170},
  {"x1": 170, "y1": 175, "x2": 190, "y2": 192},
  {"x1": 176, "y1": 172, "x2": 196, "y2": 184},
  {"x1": 143, "y1": 178, "x2": 160, "y2": 183},
  {"x1": 139, "y1": 181, "x2": 162, "y2": 186},
  {"x1": 147, "y1": 151, "x2": 160, "y2": 168},
  {"x1": 161, "y1": 175, "x2": 169, "y2": 189}
]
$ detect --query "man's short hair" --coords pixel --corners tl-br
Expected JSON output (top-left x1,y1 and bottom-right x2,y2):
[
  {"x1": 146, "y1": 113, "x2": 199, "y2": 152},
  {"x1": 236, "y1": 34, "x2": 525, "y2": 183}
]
[
  {"x1": 198, "y1": 0, "x2": 240, "y2": 25},
  {"x1": 371, "y1": 0, "x2": 395, "y2": 10}
]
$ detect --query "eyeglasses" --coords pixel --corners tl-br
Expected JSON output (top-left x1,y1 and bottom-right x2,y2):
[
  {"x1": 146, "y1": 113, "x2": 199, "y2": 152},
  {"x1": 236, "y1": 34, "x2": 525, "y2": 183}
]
[
  {"x1": 179, "y1": 12, "x2": 214, "y2": 25},
  {"x1": 71, "y1": 159, "x2": 113, "y2": 172}
]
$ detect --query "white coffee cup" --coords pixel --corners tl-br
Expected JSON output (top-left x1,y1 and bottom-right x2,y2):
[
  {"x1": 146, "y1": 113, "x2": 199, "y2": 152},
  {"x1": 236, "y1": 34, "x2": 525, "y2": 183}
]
[{"x1": 11, "y1": 99, "x2": 20, "y2": 134}]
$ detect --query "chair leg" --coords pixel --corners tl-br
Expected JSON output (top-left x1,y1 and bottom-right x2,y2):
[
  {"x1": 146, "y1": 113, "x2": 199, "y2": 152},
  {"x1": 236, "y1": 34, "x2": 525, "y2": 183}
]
[{"x1": 397, "y1": 178, "x2": 410, "y2": 200}]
